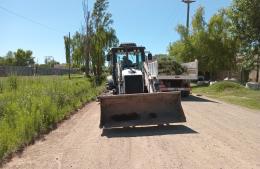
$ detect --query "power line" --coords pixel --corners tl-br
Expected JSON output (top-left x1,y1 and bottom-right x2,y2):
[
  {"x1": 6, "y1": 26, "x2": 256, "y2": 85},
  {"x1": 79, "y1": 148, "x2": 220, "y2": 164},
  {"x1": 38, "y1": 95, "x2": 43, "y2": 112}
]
[{"x1": 0, "y1": 5, "x2": 64, "y2": 35}]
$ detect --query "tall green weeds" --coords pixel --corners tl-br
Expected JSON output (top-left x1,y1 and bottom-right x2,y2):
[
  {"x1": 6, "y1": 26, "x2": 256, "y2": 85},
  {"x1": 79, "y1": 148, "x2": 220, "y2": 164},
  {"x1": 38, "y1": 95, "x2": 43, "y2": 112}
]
[
  {"x1": 0, "y1": 80, "x2": 3, "y2": 93},
  {"x1": 0, "y1": 76, "x2": 104, "y2": 161}
]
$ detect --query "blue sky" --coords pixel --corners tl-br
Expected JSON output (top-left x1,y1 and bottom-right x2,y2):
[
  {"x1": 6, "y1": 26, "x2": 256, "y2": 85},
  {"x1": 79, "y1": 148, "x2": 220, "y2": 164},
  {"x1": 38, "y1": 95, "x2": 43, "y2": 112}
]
[{"x1": 0, "y1": 0, "x2": 232, "y2": 64}]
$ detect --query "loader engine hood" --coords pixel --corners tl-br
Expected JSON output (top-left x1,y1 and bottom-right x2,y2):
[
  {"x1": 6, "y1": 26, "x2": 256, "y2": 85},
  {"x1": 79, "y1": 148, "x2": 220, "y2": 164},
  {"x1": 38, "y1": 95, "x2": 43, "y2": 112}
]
[{"x1": 122, "y1": 68, "x2": 143, "y2": 94}]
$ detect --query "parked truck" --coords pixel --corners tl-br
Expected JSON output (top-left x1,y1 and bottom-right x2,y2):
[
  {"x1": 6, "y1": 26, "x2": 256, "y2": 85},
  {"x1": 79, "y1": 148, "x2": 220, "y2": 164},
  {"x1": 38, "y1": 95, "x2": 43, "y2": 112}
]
[{"x1": 144, "y1": 58, "x2": 198, "y2": 97}]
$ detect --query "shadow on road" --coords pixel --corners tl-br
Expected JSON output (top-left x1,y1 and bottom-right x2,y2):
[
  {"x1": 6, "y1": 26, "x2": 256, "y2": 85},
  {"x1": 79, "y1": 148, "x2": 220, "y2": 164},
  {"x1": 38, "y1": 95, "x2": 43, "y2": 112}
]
[
  {"x1": 101, "y1": 125, "x2": 198, "y2": 138},
  {"x1": 182, "y1": 95, "x2": 218, "y2": 103}
]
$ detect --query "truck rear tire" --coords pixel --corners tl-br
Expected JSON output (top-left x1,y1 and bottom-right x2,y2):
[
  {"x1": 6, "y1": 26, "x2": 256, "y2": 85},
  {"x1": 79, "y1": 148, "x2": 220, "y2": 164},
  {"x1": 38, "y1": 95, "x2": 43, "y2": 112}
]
[
  {"x1": 144, "y1": 86, "x2": 148, "y2": 93},
  {"x1": 181, "y1": 91, "x2": 190, "y2": 97}
]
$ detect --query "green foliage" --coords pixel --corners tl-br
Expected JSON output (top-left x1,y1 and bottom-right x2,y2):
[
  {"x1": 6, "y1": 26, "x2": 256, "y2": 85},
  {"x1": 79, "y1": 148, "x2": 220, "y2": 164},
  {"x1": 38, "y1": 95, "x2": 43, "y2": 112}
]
[
  {"x1": 7, "y1": 76, "x2": 18, "y2": 91},
  {"x1": 63, "y1": 31, "x2": 85, "y2": 68},
  {"x1": 192, "y1": 7, "x2": 207, "y2": 33},
  {"x1": 14, "y1": 49, "x2": 34, "y2": 66},
  {"x1": 158, "y1": 57, "x2": 187, "y2": 75},
  {"x1": 64, "y1": 36, "x2": 71, "y2": 65},
  {"x1": 63, "y1": 0, "x2": 118, "y2": 81},
  {"x1": 230, "y1": 0, "x2": 260, "y2": 47},
  {"x1": 0, "y1": 76, "x2": 104, "y2": 161},
  {"x1": 229, "y1": 0, "x2": 260, "y2": 80},
  {"x1": 90, "y1": 0, "x2": 118, "y2": 84},
  {"x1": 71, "y1": 32, "x2": 84, "y2": 68},
  {"x1": 0, "y1": 57, "x2": 4, "y2": 66},
  {"x1": 0, "y1": 51, "x2": 15, "y2": 66},
  {"x1": 168, "y1": 7, "x2": 238, "y2": 78},
  {"x1": 0, "y1": 80, "x2": 3, "y2": 93},
  {"x1": 205, "y1": 81, "x2": 243, "y2": 92},
  {"x1": 0, "y1": 49, "x2": 35, "y2": 66}
]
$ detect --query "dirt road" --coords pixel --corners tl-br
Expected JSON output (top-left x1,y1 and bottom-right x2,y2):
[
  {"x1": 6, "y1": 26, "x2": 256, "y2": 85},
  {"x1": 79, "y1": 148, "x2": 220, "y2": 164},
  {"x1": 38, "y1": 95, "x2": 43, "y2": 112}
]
[{"x1": 2, "y1": 95, "x2": 260, "y2": 169}]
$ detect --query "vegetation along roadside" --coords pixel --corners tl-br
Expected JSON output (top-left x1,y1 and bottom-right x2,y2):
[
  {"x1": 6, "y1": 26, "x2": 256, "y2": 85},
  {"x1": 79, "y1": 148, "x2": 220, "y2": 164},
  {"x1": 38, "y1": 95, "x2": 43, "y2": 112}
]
[
  {"x1": 192, "y1": 81, "x2": 260, "y2": 110},
  {"x1": 0, "y1": 75, "x2": 104, "y2": 162}
]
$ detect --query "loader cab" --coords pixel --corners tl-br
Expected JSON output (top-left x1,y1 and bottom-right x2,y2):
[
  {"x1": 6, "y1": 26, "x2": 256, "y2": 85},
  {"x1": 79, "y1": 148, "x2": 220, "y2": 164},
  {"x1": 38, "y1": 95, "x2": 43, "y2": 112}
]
[
  {"x1": 107, "y1": 44, "x2": 145, "y2": 62},
  {"x1": 116, "y1": 52, "x2": 143, "y2": 70},
  {"x1": 107, "y1": 43, "x2": 146, "y2": 94}
]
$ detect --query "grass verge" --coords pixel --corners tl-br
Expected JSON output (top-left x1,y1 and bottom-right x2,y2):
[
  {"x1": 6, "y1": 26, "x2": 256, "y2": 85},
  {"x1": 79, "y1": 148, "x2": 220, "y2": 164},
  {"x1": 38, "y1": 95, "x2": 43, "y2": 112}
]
[
  {"x1": 0, "y1": 75, "x2": 104, "y2": 161},
  {"x1": 192, "y1": 81, "x2": 260, "y2": 110}
]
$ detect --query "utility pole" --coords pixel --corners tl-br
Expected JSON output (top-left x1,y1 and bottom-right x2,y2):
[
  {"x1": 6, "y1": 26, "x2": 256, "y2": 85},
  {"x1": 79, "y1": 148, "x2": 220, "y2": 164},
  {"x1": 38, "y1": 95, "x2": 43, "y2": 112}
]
[
  {"x1": 52, "y1": 56, "x2": 54, "y2": 68},
  {"x1": 69, "y1": 32, "x2": 71, "y2": 79},
  {"x1": 256, "y1": 52, "x2": 259, "y2": 82},
  {"x1": 182, "y1": 0, "x2": 196, "y2": 31}
]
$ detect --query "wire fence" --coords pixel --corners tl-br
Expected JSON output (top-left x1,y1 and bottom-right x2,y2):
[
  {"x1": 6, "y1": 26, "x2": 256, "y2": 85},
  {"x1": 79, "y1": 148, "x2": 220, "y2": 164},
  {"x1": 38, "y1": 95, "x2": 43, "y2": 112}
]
[{"x1": 0, "y1": 66, "x2": 78, "y2": 77}]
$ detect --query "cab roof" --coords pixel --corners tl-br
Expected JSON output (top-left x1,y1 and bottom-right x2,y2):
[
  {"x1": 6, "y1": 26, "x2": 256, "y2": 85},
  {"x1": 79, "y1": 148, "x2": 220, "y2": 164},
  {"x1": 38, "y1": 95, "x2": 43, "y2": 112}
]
[{"x1": 110, "y1": 43, "x2": 145, "y2": 54}]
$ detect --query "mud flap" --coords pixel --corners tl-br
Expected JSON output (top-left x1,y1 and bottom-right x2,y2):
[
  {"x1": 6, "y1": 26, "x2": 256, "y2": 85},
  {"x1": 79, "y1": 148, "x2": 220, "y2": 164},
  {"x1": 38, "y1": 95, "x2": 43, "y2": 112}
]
[{"x1": 99, "y1": 92, "x2": 186, "y2": 128}]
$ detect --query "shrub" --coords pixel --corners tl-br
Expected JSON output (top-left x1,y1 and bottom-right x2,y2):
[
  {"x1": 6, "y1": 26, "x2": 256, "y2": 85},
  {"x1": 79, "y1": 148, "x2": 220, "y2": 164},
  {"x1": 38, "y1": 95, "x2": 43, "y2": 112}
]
[{"x1": 209, "y1": 81, "x2": 243, "y2": 92}]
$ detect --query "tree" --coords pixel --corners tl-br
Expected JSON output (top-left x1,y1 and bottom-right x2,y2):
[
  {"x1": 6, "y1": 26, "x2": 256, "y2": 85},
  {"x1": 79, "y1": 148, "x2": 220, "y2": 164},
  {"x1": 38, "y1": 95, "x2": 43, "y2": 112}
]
[
  {"x1": 90, "y1": 0, "x2": 118, "y2": 84},
  {"x1": 83, "y1": 0, "x2": 91, "y2": 76},
  {"x1": 14, "y1": 49, "x2": 34, "y2": 66},
  {"x1": 64, "y1": 36, "x2": 71, "y2": 65},
  {"x1": 71, "y1": 31, "x2": 84, "y2": 68},
  {"x1": 168, "y1": 7, "x2": 238, "y2": 80},
  {"x1": 63, "y1": 0, "x2": 118, "y2": 82},
  {"x1": 63, "y1": 31, "x2": 86, "y2": 69},
  {"x1": 0, "y1": 56, "x2": 4, "y2": 66},
  {"x1": 64, "y1": 35, "x2": 71, "y2": 78},
  {"x1": 0, "y1": 50, "x2": 35, "y2": 66},
  {"x1": 169, "y1": 7, "x2": 209, "y2": 73},
  {"x1": 4, "y1": 51, "x2": 15, "y2": 66},
  {"x1": 44, "y1": 56, "x2": 59, "y2": 68},
  {"x1": 207, "y1": 9, "x2": 238, "y2": 77},
  {"x1": 230, "y1": 0, "x2": 260, "y2": 82},
  {"x1": 168, "y1": 41, "x2": 190, "y2": 62}
]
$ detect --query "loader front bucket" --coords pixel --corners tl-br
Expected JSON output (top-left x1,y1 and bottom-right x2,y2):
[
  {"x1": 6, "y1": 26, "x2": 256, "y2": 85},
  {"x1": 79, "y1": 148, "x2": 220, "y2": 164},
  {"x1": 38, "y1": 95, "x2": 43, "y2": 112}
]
[{"x1": 99, "y1": 92, "x2": 186, "y2": 128}]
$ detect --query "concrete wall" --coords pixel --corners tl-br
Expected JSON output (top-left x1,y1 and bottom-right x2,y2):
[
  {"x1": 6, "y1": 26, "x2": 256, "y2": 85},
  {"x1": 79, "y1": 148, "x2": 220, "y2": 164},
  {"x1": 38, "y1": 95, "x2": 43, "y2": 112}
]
[
  {"x1": 249, "y1": 69, "x2": 260, "y2": 82},
  {"x1": 0, "y1": 66, "x2": 78, "y2": 77}
]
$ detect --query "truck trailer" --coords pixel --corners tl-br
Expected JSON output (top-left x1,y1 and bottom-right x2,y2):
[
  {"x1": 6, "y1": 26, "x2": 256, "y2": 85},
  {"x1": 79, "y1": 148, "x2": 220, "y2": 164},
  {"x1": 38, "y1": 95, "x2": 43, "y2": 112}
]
[{"x1": 144, "y1": 58, "x2": 198, "y2": 97}]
